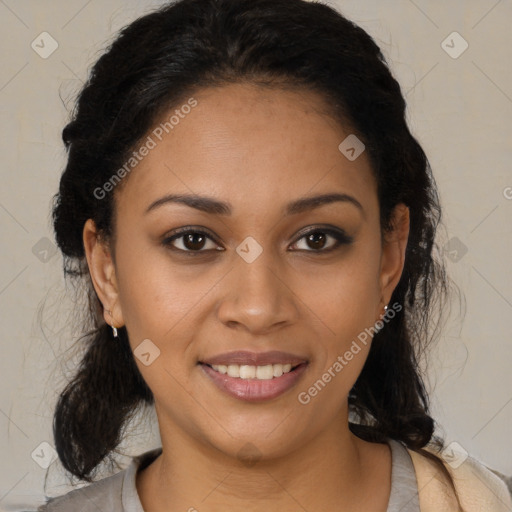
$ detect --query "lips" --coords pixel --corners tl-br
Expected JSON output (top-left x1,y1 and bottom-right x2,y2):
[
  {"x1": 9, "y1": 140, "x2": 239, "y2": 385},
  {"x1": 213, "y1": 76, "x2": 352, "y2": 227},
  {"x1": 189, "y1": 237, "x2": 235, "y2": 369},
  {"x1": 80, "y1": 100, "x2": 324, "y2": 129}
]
[
  {"x1": 199, "y1": 360, "x2": 309, "y2": 402},
  {"x1": 199, "y1": 350, "x2": 308, "y2": 367}
]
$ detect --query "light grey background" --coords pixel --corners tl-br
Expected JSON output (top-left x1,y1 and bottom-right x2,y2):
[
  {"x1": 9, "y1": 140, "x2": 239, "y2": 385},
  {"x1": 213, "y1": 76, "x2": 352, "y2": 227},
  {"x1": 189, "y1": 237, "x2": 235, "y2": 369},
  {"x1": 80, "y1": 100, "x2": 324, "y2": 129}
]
[{"x1": 1, "y1": 0, "x2": 511, "y2": 510}]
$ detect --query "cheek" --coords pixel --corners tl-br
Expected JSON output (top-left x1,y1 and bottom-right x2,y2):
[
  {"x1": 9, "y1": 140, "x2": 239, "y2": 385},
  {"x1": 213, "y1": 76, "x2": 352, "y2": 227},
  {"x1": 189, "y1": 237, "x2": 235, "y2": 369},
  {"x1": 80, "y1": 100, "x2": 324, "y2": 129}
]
[
  {"x1": 296, "y1": 276, "x2": 376, "y2": 415},
  {"x1": 114, "y1": 242, "x2": 223, "y2": 394},
  {"x1": 295, "y1": 241, "x2": 381, "y2": 383},
  {"x1": 298, "y1": 243, "x2": 382, "y2": 333},
  {"x1": 114, "y1": 238, "x2": 201, "y2": 335}
]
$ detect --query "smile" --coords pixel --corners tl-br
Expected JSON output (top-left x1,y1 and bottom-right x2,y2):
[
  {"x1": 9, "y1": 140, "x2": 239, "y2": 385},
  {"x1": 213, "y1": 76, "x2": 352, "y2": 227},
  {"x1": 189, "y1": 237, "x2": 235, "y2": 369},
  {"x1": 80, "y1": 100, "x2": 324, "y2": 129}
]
[{"x1": 199, "y1": 362, "x2": 309, "y2": 402}]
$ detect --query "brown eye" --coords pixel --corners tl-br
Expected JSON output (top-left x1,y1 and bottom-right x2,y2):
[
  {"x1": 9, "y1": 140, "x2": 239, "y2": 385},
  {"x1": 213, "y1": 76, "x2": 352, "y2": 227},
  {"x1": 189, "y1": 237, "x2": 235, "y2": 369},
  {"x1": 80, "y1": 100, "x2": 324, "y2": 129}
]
[
  {"x1": 291, "y1": 228, "x2": 353, "y2": 253},
  {"x1": 305, "y1": 232, "x2": 328, "y2": 250},
  {"x1": 180, "y1": 232, "x2": 208, "y2": 251},
  {"x1": 162, "y1": 228, "x2": 222, "y2": 253}
]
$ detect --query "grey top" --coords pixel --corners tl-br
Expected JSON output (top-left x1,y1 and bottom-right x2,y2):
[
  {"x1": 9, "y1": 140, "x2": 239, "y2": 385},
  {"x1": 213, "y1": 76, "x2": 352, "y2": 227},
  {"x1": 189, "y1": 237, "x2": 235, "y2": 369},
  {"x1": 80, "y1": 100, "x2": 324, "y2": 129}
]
[{"x1": 38, "y1": 439, "x2": 419, "y2": 511}]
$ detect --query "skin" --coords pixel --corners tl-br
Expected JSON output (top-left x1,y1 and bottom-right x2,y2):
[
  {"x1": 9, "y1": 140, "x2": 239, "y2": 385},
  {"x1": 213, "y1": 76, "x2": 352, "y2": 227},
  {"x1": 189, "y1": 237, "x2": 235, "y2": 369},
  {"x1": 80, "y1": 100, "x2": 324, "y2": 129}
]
[{"x1": 83, "y1": 83, "x2": 410, "y2": 512}]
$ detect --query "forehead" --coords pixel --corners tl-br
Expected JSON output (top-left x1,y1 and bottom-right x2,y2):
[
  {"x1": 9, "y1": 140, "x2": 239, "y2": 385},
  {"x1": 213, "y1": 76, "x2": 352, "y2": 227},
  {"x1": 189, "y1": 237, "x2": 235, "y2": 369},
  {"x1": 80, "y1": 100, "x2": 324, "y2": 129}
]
[{"x1": 115, "y1": 83, "x2": 376, "y2": 217}]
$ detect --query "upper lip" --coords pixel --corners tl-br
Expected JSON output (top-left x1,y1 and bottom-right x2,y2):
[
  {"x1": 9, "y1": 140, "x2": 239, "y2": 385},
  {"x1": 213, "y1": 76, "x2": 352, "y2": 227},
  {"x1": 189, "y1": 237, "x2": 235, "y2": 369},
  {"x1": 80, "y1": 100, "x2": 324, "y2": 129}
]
[{"x1": 200, "y1": 350, "x2": 308, "y2": 367}]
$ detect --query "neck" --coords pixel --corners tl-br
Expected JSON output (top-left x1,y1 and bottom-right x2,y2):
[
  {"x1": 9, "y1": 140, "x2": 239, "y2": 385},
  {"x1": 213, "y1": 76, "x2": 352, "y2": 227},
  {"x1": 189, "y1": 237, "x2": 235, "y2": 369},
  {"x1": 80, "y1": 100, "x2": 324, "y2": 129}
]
[{"x1": 137, "y1": 407, "x2": 391, "y2": 512}]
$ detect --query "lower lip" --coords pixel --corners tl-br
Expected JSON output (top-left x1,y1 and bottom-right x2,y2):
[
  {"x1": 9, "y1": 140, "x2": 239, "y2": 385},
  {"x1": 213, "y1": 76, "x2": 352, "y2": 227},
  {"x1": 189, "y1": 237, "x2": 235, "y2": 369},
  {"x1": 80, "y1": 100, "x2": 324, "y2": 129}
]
[{"x1": 199, "y1": 363, "x2": 308, "y2": 402}]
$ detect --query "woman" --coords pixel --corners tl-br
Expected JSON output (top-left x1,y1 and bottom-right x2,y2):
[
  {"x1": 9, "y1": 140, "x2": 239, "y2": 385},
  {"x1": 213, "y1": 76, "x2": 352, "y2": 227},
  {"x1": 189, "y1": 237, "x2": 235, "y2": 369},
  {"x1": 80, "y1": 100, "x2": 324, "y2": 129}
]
[{"x1": 38, "y1": 0, "x2": 512, "y2": 510}]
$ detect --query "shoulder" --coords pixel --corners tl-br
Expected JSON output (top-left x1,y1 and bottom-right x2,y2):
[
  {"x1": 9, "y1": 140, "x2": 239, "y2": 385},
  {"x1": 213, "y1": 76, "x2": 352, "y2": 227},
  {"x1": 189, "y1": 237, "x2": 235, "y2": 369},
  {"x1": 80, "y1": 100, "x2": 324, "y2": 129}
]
[
  {"x1": 37, "y1": 448, "x2": 162, "y2": 512},
  {"x1": 37, "y1": 469, "x2": 125, "y2": 512},
  {"x1": 407, "y1": 445, "x2": 512, "y2": 512}
]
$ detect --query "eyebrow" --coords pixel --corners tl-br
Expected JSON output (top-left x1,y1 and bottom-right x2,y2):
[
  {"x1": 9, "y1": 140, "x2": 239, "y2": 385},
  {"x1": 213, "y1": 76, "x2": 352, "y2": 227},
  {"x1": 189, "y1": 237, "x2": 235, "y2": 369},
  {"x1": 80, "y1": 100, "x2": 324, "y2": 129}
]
[{"x1": 145, "y1": 192, "x2": 364, "y2": 217}]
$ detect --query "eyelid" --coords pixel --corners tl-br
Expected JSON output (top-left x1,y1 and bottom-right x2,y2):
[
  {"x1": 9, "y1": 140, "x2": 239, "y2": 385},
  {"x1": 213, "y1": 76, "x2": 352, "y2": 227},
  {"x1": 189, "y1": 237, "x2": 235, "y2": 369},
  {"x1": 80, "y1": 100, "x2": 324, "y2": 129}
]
[
  {"x1": 165, "y1": 226, "x2": 219, "y2": 242},
  {"x1": 290, "y1": 226, "x2": 353, "y2": 251},
  {"x1": 292, "y1": 225, "x2": 352, "y2": 243},
  {"x1": 162, "y1": 226, "x2": 223, "y2": 252}
]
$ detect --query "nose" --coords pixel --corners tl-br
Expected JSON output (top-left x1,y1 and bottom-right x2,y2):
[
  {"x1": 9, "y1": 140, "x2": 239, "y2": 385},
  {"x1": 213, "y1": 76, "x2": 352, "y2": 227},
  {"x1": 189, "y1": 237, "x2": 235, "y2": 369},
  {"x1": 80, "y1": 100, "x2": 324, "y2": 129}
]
[{"x1": 216, "y1": 249, "x2": 299, "y2": 335}]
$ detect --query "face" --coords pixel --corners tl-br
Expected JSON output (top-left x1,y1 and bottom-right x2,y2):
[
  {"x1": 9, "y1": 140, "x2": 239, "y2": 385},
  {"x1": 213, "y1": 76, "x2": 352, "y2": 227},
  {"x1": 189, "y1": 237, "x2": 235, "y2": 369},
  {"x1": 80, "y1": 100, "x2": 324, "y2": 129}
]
[{"x1": 84, "y1": 83, "x2": 409, "y2": 462}]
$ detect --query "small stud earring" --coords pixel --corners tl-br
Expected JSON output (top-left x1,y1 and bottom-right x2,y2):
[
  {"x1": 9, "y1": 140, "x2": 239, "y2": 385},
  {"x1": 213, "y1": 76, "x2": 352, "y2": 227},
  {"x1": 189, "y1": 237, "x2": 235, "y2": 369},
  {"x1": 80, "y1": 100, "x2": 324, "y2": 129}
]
[
  {"x1": 374, "y1": 304, "x2": 389, "y2": 334},
  {"x1": 108, "y1": 310, "x2": 118, "y2": 338}
]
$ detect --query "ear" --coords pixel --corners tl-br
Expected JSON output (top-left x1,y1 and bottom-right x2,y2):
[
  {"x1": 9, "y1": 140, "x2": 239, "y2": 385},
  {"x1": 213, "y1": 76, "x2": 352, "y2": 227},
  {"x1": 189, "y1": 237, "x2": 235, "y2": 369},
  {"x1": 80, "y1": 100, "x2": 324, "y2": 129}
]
[
  {"x1": 83, "y1": 219, "x2": 124, "y2": 329},
  {"x1": 378, "y1": 203, "x2": 410, "y2": 308}
]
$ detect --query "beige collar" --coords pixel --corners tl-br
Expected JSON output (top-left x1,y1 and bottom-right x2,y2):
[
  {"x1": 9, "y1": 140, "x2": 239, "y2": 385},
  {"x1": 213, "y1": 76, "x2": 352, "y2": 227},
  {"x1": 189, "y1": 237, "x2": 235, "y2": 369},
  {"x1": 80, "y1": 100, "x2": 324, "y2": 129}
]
[{"x1": 408, "y1": 447, "x2": 512, "y2": 511}]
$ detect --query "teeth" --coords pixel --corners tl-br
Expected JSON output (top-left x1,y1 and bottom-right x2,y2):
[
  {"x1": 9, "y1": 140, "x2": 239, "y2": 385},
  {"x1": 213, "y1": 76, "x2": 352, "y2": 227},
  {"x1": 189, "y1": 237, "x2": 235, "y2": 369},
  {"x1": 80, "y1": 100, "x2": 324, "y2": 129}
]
[{"x1": 210, "y1": 363, "x2": 294, "y2": 380}]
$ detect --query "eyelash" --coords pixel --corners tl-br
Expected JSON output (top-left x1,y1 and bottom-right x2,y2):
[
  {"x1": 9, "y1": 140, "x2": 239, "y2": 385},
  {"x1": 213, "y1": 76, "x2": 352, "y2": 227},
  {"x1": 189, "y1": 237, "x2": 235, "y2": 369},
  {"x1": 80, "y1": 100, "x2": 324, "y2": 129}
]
[{"x1": 161, "y1": 226, "x2": 353, "y2": 256}]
